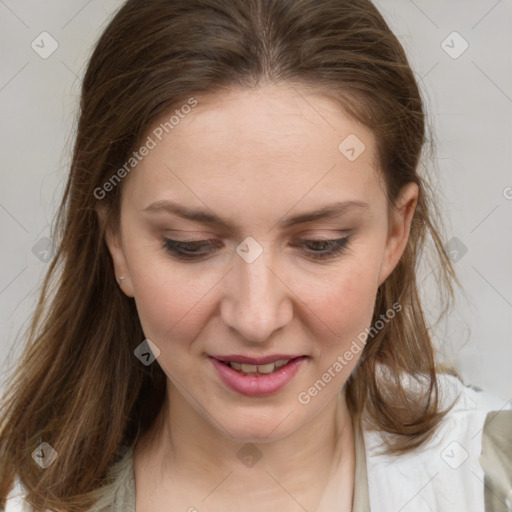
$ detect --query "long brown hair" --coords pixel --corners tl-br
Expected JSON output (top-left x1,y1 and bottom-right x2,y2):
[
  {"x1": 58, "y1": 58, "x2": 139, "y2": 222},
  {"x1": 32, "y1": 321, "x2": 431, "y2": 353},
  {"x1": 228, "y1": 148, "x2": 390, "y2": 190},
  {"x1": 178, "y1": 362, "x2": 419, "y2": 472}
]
[{"x1": 0, "y1": 0, "x2": 460, "y2": 509}]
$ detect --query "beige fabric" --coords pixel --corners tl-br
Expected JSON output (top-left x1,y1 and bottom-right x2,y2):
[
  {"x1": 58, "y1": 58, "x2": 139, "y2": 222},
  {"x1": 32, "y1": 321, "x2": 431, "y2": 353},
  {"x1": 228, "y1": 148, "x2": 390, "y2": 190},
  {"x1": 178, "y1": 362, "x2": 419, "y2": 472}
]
[
  {"x1": 352, "y1": 412, "x2": 371, "y2": 512},
  {"x1": 479, "y1": 409, "x2": 512, "y2": 512},
  {"x1": 88, "y1": 444, "x2": 136, "y2": 512}
]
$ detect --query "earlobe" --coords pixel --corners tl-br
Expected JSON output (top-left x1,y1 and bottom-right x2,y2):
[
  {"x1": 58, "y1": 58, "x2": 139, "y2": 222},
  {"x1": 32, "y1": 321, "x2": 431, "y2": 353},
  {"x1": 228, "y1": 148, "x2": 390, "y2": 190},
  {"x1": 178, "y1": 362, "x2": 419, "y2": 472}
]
[
  {"x1": 377, "y1": 182, "x2": 419, "y2": 287},
  {"x1": 97, "y1": 206, "x2": 135, "y2": 297}
]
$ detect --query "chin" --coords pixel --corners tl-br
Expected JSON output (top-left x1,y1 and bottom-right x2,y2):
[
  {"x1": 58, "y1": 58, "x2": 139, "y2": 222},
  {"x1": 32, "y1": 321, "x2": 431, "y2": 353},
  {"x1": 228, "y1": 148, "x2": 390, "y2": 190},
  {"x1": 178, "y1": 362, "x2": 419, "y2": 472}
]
[{"x1": 213, "y1": 407, "x2": 301, "y2": 444}]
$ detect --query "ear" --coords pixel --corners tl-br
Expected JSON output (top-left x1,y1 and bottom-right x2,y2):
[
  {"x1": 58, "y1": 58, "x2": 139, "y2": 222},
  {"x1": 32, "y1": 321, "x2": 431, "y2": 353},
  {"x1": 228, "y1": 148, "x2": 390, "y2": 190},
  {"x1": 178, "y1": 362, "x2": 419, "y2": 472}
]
[
  {"x1": 96, "y1": 205, "x2": 135, "y2": 297},
  {"x1": 377, "y1": 182, "x2": 419, "y2": 287}
]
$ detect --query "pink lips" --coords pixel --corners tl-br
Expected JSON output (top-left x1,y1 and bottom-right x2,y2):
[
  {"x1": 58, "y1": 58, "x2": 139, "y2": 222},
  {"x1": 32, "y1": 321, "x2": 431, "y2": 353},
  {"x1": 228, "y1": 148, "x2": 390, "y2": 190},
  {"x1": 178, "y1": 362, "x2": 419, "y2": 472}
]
[{"x1": 209, "y1": 355, "x2": 307, "y2": 396}]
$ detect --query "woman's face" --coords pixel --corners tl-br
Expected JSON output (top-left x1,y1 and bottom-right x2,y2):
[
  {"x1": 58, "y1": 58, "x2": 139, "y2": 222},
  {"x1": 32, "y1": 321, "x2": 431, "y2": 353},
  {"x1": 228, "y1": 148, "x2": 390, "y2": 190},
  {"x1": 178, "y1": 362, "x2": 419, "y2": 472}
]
[{"x1": 105, "y1": 84, "x2": 417, "y2": 442}]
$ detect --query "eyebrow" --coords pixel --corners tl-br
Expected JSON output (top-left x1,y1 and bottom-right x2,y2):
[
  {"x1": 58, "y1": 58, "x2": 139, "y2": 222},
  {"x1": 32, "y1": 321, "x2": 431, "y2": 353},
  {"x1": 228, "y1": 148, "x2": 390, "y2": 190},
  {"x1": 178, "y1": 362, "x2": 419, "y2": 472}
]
[{"x1": 142, "y1": 199, "x2": 369, "y2": 231}]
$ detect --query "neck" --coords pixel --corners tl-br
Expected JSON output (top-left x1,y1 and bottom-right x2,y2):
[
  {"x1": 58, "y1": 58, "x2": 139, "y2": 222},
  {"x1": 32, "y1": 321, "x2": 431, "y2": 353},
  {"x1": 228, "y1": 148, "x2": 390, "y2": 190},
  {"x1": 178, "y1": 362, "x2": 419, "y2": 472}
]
[{"x1": 136, "y1": 385, "x2": 355, "y2": 509}]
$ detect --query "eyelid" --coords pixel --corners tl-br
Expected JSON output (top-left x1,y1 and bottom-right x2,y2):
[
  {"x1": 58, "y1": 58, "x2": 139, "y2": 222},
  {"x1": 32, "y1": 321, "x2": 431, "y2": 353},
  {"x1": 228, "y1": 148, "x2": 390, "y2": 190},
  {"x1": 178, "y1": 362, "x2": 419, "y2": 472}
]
[
  {"x1": 299, "y1": 230, "x2": 351, "y2": 239},
  {"x1": 161, "y1": 233, "x2": 353, "y2": 261}
]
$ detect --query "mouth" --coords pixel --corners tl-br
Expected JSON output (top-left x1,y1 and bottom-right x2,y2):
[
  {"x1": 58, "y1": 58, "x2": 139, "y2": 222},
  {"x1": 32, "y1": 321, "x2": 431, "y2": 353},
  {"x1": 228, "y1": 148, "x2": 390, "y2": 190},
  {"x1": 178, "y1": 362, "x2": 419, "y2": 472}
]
[
  {"x1": 210, "y1": 354, "x2": 306, "y2": 375},
  {"x1": 208, "y1": 355, "x2": 308, "y2": 396}
]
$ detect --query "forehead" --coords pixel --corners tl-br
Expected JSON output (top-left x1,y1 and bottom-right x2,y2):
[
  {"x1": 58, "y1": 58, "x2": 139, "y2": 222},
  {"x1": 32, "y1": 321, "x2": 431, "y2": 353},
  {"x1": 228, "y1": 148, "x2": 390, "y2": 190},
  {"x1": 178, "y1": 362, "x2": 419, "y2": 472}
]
[{"x1": 123, "y1": 84, "x2": 383, "y2": 221}]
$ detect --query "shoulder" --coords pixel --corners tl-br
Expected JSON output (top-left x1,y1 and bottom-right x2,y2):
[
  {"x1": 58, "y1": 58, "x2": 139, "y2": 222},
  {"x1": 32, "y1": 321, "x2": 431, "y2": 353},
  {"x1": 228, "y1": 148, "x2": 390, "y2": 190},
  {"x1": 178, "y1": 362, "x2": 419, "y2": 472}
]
[
  {"x1": 362, "y1": 372, "x2": 512, "y2": 512},
  {"x1": 2, "y1": 479, "x2": 32, "y2": 512},
  {"x1": 2, "y1": 444, "x2": 135, "y2": 512}
]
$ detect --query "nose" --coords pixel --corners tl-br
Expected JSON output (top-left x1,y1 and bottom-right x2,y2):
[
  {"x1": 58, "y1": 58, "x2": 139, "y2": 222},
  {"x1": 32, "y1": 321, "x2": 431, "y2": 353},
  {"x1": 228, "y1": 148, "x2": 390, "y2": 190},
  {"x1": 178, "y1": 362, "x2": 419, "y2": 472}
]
[{"x1": 220, "y1": 247, "x2": 293, "y2": 343}]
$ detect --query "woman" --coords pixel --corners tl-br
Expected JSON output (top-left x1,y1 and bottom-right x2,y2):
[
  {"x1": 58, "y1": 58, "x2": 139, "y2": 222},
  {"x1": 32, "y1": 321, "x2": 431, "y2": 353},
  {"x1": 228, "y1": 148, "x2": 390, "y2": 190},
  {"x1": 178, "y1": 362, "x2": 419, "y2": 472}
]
[{"x1": 0, "y1": 0, "x2": 510, "y2": 511}]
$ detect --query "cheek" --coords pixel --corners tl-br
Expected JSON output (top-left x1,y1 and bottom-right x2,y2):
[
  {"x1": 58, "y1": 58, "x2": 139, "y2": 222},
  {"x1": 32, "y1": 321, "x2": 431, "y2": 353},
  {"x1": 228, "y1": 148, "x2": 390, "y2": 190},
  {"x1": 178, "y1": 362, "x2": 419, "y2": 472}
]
[
  {"x1": 323, "y1": 272, "x2": 377, "y2": 334},
  {"x1": 134, "y1": 281, "x2": 195, "y2": 343},
  {"x1": 302, "y1": 254, "x2": 380, "y2": 360},
  {"x1": 126, "y1": 244, "x2": 209, "y2": 346}
]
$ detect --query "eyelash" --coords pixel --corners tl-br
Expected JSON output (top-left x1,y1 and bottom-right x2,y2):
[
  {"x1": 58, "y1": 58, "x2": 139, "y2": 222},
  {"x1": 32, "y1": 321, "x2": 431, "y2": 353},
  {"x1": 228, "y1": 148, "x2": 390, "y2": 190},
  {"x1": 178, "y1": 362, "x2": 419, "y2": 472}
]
[{"x1": 162, "y1": 237, "x2": 351, "y2": 261}]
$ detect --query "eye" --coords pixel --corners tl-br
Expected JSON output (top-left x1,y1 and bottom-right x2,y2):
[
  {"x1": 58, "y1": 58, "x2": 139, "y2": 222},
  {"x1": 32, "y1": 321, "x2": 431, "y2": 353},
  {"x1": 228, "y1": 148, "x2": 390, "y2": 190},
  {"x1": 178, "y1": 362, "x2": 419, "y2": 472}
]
[
  {"x1": 162, "y1": 238, "x2": 219, "y2": 259},
  {"x1": 297, "y1": 237, "x2": 351, "y2": 260},
  {"x1": 162, "y1": 236, "x2": 352, "y2": 261}
]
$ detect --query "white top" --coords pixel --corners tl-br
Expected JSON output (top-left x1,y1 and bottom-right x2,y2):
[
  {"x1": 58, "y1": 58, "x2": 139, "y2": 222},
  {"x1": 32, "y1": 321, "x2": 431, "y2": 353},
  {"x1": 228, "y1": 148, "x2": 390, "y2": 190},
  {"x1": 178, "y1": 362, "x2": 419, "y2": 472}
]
[{"x1": 362, "y1": 373, "x2": 512, "y2": 512}]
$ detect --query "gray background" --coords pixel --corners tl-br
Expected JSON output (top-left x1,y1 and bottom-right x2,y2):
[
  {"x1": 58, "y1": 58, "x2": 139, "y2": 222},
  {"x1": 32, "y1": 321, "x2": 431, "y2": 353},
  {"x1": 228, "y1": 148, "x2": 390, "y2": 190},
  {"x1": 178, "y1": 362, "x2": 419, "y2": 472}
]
[{"x1": 0, "y1": 1, "x2": 511, "y2": 400}]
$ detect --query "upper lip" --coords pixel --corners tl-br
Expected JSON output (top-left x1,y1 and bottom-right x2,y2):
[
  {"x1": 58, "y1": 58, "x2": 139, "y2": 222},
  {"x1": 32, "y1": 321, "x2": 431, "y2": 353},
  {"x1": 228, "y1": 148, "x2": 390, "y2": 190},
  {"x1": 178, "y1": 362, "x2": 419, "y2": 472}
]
[{"x1": 210, "y1": 354, "x2": 305, "y2": 365}]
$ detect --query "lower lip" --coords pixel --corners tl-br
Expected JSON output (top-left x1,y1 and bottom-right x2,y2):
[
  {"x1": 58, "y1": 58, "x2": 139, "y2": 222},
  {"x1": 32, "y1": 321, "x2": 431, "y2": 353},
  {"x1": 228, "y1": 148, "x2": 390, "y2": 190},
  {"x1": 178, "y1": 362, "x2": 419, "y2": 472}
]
[{"x1": 209, "y1": 356, "x2": 307, "y2": 396}]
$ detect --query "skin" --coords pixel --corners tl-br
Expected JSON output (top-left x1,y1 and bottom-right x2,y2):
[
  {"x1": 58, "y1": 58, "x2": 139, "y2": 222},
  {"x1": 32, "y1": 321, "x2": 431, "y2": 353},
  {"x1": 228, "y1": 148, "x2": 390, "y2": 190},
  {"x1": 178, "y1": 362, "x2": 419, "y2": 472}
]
[{"x1": 102, "y1": 83, "x2": 418, "y2": 511}]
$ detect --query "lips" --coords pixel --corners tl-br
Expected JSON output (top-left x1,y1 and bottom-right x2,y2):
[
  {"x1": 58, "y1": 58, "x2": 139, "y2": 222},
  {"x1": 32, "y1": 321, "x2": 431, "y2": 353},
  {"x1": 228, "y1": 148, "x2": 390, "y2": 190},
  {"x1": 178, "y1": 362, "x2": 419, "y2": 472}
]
[{"x1": 209, "y1": 355, "x2": 308, "y2": 396}]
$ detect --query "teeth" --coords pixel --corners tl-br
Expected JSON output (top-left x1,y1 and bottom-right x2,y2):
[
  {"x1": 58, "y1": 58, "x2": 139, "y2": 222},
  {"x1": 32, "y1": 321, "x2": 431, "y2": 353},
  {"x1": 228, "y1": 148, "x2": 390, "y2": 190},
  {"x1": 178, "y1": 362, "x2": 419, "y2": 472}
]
[
  {"x1": 255, "y1": 363, "x2": 276, "y2": 374},
  {"x1": 241, "y1": 363, "x2": 258, "y2": 373},
  {"x1": 228, "y1": 359, "x2": 291, "y2": 374}
]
